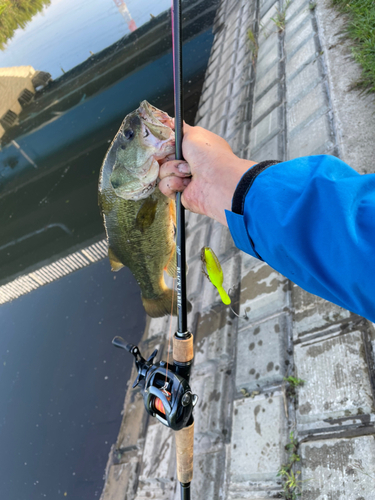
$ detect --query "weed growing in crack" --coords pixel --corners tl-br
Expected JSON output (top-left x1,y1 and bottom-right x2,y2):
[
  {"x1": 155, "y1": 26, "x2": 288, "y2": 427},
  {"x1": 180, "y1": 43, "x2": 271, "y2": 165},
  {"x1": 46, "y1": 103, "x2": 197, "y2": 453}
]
[
  {"x1": 277, "y1": 432, "x2": 308, "y2": 499},
  {"x1": 271, "y1": 0, "x2": 291, "y2": 32}
]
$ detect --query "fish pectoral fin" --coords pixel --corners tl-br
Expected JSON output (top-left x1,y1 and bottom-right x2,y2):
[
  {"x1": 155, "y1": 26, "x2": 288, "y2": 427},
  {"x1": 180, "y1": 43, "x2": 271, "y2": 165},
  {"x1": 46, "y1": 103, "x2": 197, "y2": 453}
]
[
  {"x1": 165, "y1": 246, "x2": 177, "y2": 278},
  {"x1": 108, "y1": 247, "x2": 124, "y2": 272},
  {"x1": 165, "y1": 246, "x2": 189, "y2": 278},
  {"x1": 135, "y1": 196, "x2": 158, "y2": 233}
]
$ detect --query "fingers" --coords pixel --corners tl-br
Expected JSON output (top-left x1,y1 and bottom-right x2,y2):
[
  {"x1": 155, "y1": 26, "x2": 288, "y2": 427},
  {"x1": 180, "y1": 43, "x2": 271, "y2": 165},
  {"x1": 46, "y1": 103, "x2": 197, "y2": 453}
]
[
  {"x1": 159, "y1": 160, "x2": 191, "y2": 179},
  {"x1": 158, "y1": 175, "x2": 191, "y2": 200}
]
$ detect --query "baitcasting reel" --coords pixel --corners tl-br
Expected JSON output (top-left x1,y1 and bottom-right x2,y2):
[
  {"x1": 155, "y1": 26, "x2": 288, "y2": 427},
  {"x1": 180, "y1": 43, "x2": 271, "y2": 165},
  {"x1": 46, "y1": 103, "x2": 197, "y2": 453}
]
[{"x1": 112, "y1": 336, "x2": 198, "y2": 431}]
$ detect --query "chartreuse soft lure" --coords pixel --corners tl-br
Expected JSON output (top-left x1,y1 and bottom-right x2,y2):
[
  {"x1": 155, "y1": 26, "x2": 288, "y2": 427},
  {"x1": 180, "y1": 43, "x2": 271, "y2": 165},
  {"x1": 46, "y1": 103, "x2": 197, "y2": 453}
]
[{"x1": 201, "y1": 247, "x2": 231, "y2": 305}]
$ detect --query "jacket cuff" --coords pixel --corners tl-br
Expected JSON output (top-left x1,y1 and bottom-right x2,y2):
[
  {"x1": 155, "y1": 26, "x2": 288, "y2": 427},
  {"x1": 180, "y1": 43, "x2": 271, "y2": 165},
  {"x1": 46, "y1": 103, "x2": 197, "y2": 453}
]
[{"x1": 231, "y1": 160, "x2": 281, "y2": 215}]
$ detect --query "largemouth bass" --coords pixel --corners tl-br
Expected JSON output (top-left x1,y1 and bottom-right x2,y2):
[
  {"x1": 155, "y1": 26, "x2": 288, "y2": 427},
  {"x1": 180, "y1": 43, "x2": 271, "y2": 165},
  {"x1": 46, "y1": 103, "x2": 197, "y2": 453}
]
[{"x1": 98, "y1": 101, "x2": 184, "y2": 318}]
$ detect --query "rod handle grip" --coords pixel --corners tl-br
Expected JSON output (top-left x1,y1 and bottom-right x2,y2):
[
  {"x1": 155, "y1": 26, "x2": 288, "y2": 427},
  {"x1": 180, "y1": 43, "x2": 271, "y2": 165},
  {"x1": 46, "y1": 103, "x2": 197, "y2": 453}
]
[
  {"x1": 175, "y1": 420, "x2": 194, "y2": 483},
  {"x1": 173, "y1": 333, "x2": 194, "y2": 363}
]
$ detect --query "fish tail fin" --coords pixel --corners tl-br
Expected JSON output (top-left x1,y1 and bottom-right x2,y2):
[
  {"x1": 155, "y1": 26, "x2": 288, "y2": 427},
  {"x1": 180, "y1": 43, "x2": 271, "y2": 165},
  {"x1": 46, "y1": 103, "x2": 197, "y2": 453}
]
[{"x1": 142, "y1": 289, "x2": 192, "y2": 318}]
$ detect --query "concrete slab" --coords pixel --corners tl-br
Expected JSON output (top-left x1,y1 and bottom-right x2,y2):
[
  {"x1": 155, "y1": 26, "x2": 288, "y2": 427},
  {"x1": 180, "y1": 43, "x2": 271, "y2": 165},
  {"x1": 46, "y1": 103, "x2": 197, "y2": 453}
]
[
  {"x1": 238, "y1": 262, "x2": 289, "y2": 328},
  {"x1": 288, "y1": 112, "x2": 333, "y2": 158},
  {"x1": 230, "y1": 394, "x2": 287, "y2": 482},
  {"x1": 301, "y1": 436, "x2": 375, "y2": 500},
  {"x1": 287, "y1": 82, "x2": 327, "y2": 133},
  {"x1": 286, "y1": 60, "x2": 322, "y2": 107},
  {"x1": 285, "y1": 16, "x2": 314, "y2": 57},
  {"x1": 292, "y1": 284, "x2": 352, "y2": 340},
  {"x1": 250, "y1": 106, "x2": 282, "y2": 153},
  {"x1": 253, "y1": 84, "x2": 281, "y2": 124},
  {"x1": 295, "y1": 330, "x2": 374, "y2": 426},
  {"x1": 285, "y1": 0, "x2": 310, "y2": 22},
  {"x1": 140, "y1": 421, "x2": 175, "y2": 481},
  {"x1": 286, "y1": 37, "x2": 316, "y2": 80},
  {"x1": 250, "y1": 133, "x2": 283, "y2": 163},
  {"x1": 101, "y1": 456, "x2": 139, "y2": 500},
  {"x1": 235, "y1": 313, "x2": 289, "y2": 392}
]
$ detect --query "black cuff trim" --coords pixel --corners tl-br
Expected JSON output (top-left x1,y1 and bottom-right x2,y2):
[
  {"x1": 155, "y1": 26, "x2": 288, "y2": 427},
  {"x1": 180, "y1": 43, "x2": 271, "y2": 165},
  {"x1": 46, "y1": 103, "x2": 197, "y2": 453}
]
[{"x1": 231, "y1": 160, "x2": 281, "y2": 215}]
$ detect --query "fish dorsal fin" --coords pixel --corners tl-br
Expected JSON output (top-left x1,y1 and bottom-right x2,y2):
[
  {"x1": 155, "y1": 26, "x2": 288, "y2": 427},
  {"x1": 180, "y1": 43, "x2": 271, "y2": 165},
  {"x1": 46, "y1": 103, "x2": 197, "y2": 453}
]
[
  {"x1": 135, "y1": 197, "x2": 158, "y2": 233},
  {"x1": 108, "y1": 247, "x2": 124, "y2": 272}
]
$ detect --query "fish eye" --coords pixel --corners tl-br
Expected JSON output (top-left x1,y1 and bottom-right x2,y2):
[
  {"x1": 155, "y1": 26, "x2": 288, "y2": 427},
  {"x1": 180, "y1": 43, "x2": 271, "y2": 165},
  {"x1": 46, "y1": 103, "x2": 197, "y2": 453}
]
[{"x1": 124, "y1": 129, "x2": 134, "y2": 140}]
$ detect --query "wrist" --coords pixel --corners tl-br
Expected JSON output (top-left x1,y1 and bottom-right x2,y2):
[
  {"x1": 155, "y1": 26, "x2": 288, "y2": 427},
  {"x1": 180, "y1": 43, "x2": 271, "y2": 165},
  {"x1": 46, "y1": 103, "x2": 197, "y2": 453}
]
[{"x1": 208, "y1": 155, "x2": 257, "y2": 226}]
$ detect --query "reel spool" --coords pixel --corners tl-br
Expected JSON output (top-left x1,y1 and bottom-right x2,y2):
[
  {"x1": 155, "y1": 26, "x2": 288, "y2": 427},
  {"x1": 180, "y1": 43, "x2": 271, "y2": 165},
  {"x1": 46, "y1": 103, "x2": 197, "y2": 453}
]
[{"x1": 112, "y1": 336, "x2": 197, "y2": 431}]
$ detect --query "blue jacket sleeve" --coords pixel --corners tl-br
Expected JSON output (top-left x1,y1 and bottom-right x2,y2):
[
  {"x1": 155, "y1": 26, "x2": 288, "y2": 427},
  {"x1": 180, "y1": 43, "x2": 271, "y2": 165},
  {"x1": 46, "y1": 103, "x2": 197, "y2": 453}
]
[{"x1": 225, "y1": 155, "x2": 375, "y2": 322}]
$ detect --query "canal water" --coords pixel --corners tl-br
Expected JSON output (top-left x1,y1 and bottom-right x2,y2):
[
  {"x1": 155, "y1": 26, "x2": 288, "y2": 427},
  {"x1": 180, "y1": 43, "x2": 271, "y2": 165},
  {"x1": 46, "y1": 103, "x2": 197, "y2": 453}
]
[{"x1": 0, "y1": 0, "x2": 218, "y2": 497}]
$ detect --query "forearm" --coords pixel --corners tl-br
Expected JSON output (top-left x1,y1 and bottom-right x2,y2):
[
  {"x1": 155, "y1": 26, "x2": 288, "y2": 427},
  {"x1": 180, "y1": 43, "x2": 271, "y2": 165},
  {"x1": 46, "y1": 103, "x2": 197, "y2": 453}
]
[{"x1": 226, "y1": 155, "x2": 375, "y2": 322}]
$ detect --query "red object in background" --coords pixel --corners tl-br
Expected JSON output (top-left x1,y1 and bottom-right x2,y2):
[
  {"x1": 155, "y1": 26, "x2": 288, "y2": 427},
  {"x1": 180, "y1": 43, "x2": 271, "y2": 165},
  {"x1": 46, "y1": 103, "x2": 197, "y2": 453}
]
[{"x1": 128, "y1": 19, "x2": 137, "y2": 32}]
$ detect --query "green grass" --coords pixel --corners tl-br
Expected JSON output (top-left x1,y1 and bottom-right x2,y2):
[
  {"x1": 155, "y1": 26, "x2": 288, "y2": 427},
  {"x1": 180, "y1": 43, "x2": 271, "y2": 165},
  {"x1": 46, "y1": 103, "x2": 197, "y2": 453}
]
[
  {"x1": 0, "y1": 0, "x2": 51, "y2": 51},
  {"x1": 331, "y1": 0, "x2": 375, "y2": 93}
]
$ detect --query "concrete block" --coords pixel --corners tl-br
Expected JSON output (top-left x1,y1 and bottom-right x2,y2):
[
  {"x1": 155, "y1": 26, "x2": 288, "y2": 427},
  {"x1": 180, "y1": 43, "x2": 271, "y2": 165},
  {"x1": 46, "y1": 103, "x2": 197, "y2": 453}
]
[
  {"x1": 186, "y1": 221, "x2": 211, "y2": 262},
  {"x1": 235, "y1": 313, "x2": 289, "y2": 392},
  {"x1": 229, "y1": 123, "x2": 249, "y2": 155},
  {"x1": 197, "y1": 94, "x2": 214, "y2": 123},
  {"x1": 292, "y1": 284, "x2": 351, "y2": 340},
  {"x1": 285, "y1": 6, "x2": 311, "y2": 39},
  {"x1": 209, "y1": 116, "x2": 226, "y2": 136},
  {"x1": 285, "y1": 0, "x2": 309, "y2": 22},
  {"x1": 238, "y1": 262, "x2": 289, "y2": 328},
  {"x1": 194, "y1": 300, "x2": 237, "y2": 366},
  {"x1": 259, "y1": 4, "x2": 279, "y2": 37},
  {"x1": 218, "y1": 46, "x2": 237, "y2": 84},
  {"x1": 286, "y1": 37, "x2": 316, "y2": 80},
  {"x1": 135, "y1": 479, "x2": 175, "y2": 500},
  {"x1": 211, "y1": 96, "x2": 229, "y2": 129},
  {"x1": 260, "y1": 0, "x2": 278, "y2": 19},
  {"x1": 288, "y1": 112, "x2": 333, "y2": 158},
  {"x1": 102, "y1": 456, "x2": 139, "y2": 500},
  {"x1": 286, "y1": 60, "x2": 321, "y2": 107},
  {"x1": 191, "y1": 449, "x2": 227, "y2": 500},
  {"x1": 251, "y1": 133, "x2": 283, "y2": 163},
  {"x1": 256, "y1": 40, "x2": 279, "y2": 80},
  {"x1": 227, "y1": 102, "x2": 250, "y2": 139},
  {"x1": 228, "y1": 490, "x2": 283, "y2": 500},
  {"x1": 254, "y1": 63, "x2": 279, "y2": 101},
  {"x1": 253, "y1": 83, "x2": 280, "y2": 123},
  {"x1": 146, "y1": 316, "x2": 169, "y2": 339},
  {"x1": 140, "y1": 421, "x2": 175, "y2": 480},
  {"x1": 230, "y1": 83, "x2": 252, "y2": 118},
  {"x1": 295, "y1": 330, "x2": 374, "y2": 425},
  {"x1": 287, "y1": 82, "x2": 327, "y2": 133},
  {"x1": 209, "y1": 221, "x2": 238, "y2": 260},
  {"x1": 285, "y1": 15, "x2": 314, "y2": 57},
  {"x1": 191, "y1": 363, "x2": 232, "y2": 437},
  {"x1": 250, "y1": 106, "x2": 282, "y2": 155},
  {"x1": 116, "y1": 388, "x2": 147, "y2": 450},
  {"x1": 233, "y1": 61, "x2": 252, "y2": 86},
  {"x1": 301, "y1": 436, "x2": 375, "y2": 499},
  {"x1": 230, "y1": 394, "x2": 287, "y2": 482},
  {"x1": 186, "y1": 256, "x2": 204, "y2": 302},
  {"x1": 257, "y1": 31, "x2": 279, "y2": 62},
  {"x1": 185, "y1": 211, "x2": 207, "y2": 230}
]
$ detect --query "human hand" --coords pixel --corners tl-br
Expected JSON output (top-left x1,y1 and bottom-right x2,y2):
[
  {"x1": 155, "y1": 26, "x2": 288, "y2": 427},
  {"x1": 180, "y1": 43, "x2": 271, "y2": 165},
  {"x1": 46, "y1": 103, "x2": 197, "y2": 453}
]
[{"x1": 158, "y1": 124, "x2": 256, "y2": 226}]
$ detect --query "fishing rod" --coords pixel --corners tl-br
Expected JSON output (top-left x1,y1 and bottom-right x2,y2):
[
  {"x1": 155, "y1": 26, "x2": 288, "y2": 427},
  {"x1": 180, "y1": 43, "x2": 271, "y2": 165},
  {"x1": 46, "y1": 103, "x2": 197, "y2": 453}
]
[{"x1": 112, "y1": 2, "x2": 195, "y2": 499}]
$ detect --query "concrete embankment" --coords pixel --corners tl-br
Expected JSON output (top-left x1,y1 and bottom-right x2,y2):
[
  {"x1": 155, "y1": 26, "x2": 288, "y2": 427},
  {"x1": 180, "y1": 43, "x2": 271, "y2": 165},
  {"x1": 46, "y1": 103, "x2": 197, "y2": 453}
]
[{"x1": 101, "y1": 0, "x2": 375, "y2": 498}]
